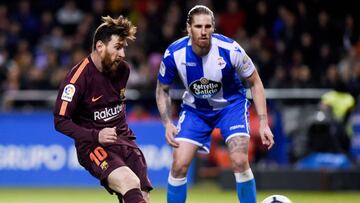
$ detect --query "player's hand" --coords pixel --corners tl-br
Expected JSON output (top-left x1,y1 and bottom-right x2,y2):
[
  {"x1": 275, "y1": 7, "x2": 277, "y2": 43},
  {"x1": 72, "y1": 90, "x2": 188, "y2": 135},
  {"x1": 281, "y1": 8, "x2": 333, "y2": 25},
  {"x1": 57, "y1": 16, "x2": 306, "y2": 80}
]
[
  {"x1": 165, "y1": 122, "x2": 179, "y2": 148},
  {"x1": 98, "y1": 127, "x2": 117, "y2": 145},
  {"x1": 259, "y1": 122, "x2": 274, "y2": 150}
]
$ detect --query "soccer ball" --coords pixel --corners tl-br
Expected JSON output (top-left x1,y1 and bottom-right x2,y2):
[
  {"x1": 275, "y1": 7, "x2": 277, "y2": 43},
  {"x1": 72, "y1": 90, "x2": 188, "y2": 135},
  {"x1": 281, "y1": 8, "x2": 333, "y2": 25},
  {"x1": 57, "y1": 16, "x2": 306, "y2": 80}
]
[{"x1": 261, "y1": 194, "x2": 292, "y2": 203}]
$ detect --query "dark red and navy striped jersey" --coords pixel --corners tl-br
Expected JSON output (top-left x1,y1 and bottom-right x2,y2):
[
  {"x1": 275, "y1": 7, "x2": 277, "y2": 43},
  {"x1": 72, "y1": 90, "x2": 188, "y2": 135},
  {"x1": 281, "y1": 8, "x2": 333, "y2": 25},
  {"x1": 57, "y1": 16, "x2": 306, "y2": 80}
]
[{"x1": 54, "y1": 56, "x2": 137, "y2": 149}]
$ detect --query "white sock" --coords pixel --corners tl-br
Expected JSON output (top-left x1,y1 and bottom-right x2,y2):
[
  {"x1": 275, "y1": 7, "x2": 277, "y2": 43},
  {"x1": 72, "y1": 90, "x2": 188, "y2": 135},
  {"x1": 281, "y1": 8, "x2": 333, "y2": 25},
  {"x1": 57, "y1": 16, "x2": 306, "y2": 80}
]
[
  {"x1": 168, "y1": 173, "x2": 187, "y2": 186},
  {"x1": 234, "y1": 168, "x2": 254, "y2": 183}
]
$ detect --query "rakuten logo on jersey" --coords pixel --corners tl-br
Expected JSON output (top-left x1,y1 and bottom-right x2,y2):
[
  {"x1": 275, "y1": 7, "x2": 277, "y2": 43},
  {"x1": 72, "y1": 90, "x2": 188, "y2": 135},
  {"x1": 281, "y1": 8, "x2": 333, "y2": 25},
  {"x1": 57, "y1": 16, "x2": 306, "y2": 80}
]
[{"x1": 94, "y1": 104, "x2": 123, "y2": 122}]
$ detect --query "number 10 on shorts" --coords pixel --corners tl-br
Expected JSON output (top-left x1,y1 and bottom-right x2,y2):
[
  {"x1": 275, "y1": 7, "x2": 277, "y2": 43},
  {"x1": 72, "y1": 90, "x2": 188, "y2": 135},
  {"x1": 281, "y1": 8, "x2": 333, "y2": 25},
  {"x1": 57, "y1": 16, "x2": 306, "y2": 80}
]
[{"x1": 89, "y1": 146, "x2": 108, "y2": 166}]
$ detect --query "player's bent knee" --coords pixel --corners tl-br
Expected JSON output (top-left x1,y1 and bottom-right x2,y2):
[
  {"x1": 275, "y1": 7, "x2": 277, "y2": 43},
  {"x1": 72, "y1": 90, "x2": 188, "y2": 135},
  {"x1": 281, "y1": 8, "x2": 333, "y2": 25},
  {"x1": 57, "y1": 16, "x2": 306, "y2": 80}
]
[
  {"x1": 232, "y1": 161, "x2": 249, "y2": 172},
  {"x1": 233, "y1": 155, "x2": 248, "y2": 166},
  {"x1": 171, "y1": 162, "x2": 190, "y2": 178},
  {"x1": 230, "y1": 154, "x2": 249, "y2": 172},
  {"x1": 108, "y1": 166, "x2": 141, "y2": 195}
]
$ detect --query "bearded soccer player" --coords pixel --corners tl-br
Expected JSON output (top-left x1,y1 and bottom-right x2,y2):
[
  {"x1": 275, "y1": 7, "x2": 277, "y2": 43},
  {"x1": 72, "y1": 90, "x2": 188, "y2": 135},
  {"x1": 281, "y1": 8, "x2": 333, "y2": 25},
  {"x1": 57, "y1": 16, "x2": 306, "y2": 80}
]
[
  {"x1": 156, "y1": 5, "x2": 274, "y2": 203},
  {"x1": 54, "y1": 16, "x2": 152, "y2": 203}
]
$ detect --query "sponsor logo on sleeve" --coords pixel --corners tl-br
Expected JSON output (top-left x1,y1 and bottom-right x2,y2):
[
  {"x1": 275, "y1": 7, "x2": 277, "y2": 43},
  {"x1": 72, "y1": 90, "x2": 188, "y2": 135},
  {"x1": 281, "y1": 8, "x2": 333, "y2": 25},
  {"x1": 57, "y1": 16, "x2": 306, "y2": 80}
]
[
  {"x1": 242, "y1": 54, "x2": 252, "y2": 72},
  {"x1": 61, "y1": 84, "x2": 76, "y2": 102},
  {"x1": 159, "y1": 61, "x2": 166, "y2": 77}
]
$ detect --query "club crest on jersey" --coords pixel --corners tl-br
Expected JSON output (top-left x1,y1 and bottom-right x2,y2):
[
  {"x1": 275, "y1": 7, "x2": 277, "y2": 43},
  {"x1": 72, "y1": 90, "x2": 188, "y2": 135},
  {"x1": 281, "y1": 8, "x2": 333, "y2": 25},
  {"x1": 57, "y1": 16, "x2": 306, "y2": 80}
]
[
  {"x1": 217, "y1": 57, "x2": 226, "y2": 69},
  {"x1": 120, "y1": 88, "x2": 125, "y2": 100},
  {"x1": 61, "y1": 84, "x2": 76, "y2": 102},
  {"x1": 189, "y1": 77, "x2": 222, "y2": 99}
]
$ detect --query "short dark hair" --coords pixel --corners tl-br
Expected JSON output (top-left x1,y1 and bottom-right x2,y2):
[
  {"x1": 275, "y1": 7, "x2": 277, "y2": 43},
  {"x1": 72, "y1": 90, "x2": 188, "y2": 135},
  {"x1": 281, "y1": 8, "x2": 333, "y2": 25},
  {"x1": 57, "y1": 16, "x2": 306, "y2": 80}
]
[
  {"x1": 186, "y1": 5, "x2": 215, "y2": 26},
  {"x1": 92, "y1": 15, "x2": 136, "y2": 50}
]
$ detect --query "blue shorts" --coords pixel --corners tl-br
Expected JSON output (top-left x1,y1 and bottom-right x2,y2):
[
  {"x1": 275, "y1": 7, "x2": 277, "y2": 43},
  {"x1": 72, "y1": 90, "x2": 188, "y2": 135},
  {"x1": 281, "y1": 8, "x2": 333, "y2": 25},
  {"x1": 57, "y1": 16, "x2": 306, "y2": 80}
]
[{"x1": 175, "y1": 100, "x2": 250, "y2": 153}]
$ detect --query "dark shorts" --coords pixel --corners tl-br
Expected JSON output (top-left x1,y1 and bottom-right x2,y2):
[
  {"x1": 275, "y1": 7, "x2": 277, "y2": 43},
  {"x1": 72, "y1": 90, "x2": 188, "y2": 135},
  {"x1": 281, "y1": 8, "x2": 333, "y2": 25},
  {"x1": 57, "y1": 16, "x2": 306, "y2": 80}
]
[{"x1": 78, "y1": 144, "x2": 153, "y2": 193}]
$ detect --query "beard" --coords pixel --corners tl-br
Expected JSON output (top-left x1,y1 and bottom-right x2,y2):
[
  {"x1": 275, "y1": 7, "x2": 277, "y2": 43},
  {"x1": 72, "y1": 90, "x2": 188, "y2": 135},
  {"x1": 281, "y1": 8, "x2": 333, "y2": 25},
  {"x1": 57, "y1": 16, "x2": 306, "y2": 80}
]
[
  {"x1": 197, "y1": 37, "x2": 211, "y2": 48},
  {"x1": 101, "y1": 51, "x2": 120, "y2": 75}
]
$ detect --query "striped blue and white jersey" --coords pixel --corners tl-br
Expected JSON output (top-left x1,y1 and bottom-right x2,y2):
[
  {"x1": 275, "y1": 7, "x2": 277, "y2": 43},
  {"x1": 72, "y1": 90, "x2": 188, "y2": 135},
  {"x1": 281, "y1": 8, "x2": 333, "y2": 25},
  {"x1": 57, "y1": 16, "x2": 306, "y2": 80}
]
[{"x1": 158, "y1": 33, "x2": 255, "y2": 111}]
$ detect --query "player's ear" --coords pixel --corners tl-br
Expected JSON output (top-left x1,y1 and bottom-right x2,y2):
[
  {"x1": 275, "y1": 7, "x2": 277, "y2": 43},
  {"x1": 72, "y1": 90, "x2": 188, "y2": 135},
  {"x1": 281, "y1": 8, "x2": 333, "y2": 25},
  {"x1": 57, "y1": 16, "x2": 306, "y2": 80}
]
[
  {"x1": 95, "y1": 40, "x2": 105, "y2": 51},
  {"x1": 186, "y1": 23, "x2": 191, "y2": 37}
]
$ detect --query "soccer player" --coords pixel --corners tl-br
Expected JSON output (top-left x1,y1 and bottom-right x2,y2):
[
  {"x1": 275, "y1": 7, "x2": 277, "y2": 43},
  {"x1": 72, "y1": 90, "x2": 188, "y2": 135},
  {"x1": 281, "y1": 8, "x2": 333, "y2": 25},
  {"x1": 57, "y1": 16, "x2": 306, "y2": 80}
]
[
  {"x1": 54, "y1": 16, "x2": 152, "y2": 203},
  {"x1": 156, "y1": 5, "x2": 274, "y2": 203}
]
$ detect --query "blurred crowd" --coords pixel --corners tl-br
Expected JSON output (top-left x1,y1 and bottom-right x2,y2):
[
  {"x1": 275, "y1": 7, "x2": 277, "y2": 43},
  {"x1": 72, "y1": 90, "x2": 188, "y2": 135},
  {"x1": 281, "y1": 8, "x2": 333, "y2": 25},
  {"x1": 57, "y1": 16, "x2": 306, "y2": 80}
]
[{"x1": 0, "y1": 0, "x2": 359, "y2": 107}]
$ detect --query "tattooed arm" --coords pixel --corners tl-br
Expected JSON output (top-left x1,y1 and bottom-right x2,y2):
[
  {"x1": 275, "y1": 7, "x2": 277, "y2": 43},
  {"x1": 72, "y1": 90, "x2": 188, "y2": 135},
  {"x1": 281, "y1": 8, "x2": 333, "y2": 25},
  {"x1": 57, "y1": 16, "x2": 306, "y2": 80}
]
[
  {"x1": 156, "y1": 80, "x2": 179, "y2": 148},
  {"x1": 246, "y1": 69, "x2": 274, "y2": 149}
]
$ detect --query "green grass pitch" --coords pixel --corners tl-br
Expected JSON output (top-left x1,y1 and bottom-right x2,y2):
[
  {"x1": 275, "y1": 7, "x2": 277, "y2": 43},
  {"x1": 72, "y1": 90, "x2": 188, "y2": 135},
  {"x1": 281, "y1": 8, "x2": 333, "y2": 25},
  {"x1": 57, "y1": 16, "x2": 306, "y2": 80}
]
[{"x1": 1, "y1": 182, "x2": 359, "y2": 203}]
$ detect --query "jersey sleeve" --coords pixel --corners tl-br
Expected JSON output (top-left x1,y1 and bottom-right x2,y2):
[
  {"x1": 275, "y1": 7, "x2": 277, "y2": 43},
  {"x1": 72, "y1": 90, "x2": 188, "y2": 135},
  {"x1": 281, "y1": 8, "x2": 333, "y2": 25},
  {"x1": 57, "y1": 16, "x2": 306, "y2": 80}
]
[
  {"x1": 231, "y1": 41, "x2": 256, "y2": 78},
  {"x1": 157, "y1": 49, "x2": 177, "y2": 85},
  {"x1": 53, "y1": 59, "x2": 99, "y2": 143}
]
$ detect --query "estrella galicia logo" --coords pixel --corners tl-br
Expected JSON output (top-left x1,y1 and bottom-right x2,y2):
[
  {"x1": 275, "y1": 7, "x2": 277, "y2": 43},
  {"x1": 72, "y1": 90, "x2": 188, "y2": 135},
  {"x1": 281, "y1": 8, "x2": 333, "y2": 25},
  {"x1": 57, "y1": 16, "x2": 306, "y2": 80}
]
[{"x1": 189, "y1": 77, "x2": 222, "y2": 99}]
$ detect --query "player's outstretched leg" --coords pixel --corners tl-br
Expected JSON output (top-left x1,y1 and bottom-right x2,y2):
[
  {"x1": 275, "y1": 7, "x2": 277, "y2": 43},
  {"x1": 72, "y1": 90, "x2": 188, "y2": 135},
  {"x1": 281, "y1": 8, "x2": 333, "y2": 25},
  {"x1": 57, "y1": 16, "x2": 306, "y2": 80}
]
[
  {"x1": 235, "y1": 168, "x2": 256, "y2": 203},
  {"x1": 167, "y1": 173, "x2": 187, "y2": 203}
]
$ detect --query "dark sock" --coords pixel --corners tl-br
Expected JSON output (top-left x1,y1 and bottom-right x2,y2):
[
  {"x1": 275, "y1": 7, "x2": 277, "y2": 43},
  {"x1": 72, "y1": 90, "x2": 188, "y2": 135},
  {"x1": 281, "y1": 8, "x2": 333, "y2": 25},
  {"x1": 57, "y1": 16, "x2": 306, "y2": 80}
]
[{"x1": 123, "y1": 188, "x2": 146, "y2": 203}]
